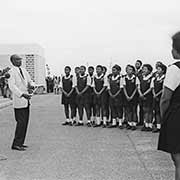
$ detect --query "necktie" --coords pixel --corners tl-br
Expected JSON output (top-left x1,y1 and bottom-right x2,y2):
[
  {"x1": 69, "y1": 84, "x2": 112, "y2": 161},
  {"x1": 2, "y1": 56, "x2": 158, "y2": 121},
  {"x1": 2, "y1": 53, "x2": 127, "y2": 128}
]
[{"x1": 19, "y1": 67, "x2": 24, "y2": 79}]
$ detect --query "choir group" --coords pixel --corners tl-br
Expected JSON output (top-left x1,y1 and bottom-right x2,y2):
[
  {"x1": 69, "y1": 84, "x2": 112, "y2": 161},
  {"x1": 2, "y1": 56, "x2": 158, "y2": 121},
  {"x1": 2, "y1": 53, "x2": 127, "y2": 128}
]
[{"x1": 59, "y1": 60, "x2": 167, "y2": 133}]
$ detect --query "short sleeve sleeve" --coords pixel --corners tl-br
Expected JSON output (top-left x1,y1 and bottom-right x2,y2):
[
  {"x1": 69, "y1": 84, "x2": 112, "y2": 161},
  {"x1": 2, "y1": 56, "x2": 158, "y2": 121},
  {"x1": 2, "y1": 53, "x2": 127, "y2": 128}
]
[
  {"x1": 122, "y1": 77, "x2": 126, "y2": 86},
  {"x1": 72, "y1": 75, "x2": 77, "y2": 87},
  {"x1": 103, "y1": 75, "x2": 108, "y2": 87},
  {"x1": 120, "y1": 77, "x2": 124, "y2": 88},
  {"x1": 164, "y1": 65, "x2": 180, "y2": 91},
  {"x1": 86, "y1": 75, "x2": 91, "y2": 86},
  {"x1": 91, "y1": 78, "x2": 95, "y2": 87},
  {"x1": 150, "y1": 78, "x2": 155, "y2": 88}
]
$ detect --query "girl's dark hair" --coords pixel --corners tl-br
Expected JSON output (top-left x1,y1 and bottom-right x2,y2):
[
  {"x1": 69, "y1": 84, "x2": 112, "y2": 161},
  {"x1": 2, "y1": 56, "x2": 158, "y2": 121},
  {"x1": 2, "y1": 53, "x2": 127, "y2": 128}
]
[
  {"x1": 102, "y1": 66, "x2": 107, "y2": 72},
  {"x1": 143, "y1": 64, "x2": 153, "y2": 73},
  {"x1": 88, "y1": 66, "x2": 94, "y2": 70},
  {"x1": 96, "y1": 65, "x2": 103, "y2": 70},
  {"x1": 65, "y1": 66, "x2": 71, "y2": 71},
  {"x1": 80, "y1": 65, "x2": 86, "y2": 70},
  {"x1": 172, "y1": 32, "x2": 180, "y2": 54},
  {"x1": 126, "y1": 64, "x2": 135, "y2": 73},
  {"x1": 136, "y1": 60, "x2": 142, "y2": 66},
  {"x1": 158, "y1": 63, "x2": 167, "y2": 74},
  {"x1": 112, "y1": 64, "x2": 121, "y2": 72}
]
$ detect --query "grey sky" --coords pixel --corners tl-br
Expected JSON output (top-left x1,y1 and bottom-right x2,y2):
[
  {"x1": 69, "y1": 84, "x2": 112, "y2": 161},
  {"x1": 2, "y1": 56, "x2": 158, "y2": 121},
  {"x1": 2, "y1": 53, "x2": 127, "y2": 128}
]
[{"x1": 0, "y1": 0, "x2": 180, "y2": 74}]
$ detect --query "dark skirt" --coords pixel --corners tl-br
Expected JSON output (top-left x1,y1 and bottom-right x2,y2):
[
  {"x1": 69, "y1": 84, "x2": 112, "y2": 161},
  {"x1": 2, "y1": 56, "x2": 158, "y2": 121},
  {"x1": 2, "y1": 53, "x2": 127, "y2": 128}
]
[
  {"x1": 76, "y1": 91, "x2": 91, "y2": 105},
  {"x1": 61, "y1": 91, "x2": 76, "y2": 105},
  {"x1": 93, "y1": 90, "x2": 108, "y2": 106},
  {"x1": 123, "y1": 93, "x2": 138, "y2": 107},
  {"x1": 109, "y1": 92, "x2": 123, "y2": 107},
  {"x1": 158, "y1": 104, "x2": 180, "y2": 153}
]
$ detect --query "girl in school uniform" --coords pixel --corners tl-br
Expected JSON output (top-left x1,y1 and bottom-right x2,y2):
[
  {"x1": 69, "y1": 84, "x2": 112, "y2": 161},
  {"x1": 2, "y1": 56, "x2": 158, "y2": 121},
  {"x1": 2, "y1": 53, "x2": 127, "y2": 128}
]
[
  {"x1": 158, "y1": 32, "x2": 180, "y2": 180},
  {"x1": 88, "y1": 66, "x2": 96, "y2": 126},
  {"x1": 61, "y1": 66, "x2": 76, "y2": 126},
  {"x1": 74, "y1": 65, "x2": 91, "y2": 126},
  {"x1": 123, "y1": 65, "x2": 139, "y2": 130},
  {"x1": 151, "y1": 63, "x2": 167, "y2": 133},
  {"x1": 72, "y1": 66, "x2": 80, "y2": 124},
  {"x1": 138, "y1": 64, "x2": 153, "y2": 131},
  {"x1": 107, "y1": 65, "x2": 124, "y2": 129},
  {"x1": 92, "y1": 65, "x2": 108, "y2": 127}
]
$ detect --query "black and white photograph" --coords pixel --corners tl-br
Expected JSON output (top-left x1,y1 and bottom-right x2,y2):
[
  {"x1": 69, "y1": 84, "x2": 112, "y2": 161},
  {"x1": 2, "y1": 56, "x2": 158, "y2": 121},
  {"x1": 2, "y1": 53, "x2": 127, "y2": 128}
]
[{"x1": 0, "y1": 0, "x2": 180, "y2": 179}]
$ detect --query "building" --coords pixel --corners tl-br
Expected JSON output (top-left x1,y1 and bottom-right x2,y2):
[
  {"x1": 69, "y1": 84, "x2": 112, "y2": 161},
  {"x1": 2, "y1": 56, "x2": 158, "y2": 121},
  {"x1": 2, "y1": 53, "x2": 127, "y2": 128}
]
[{"x1": 0, "y1": 44, "x2": 46, "y2": 86}]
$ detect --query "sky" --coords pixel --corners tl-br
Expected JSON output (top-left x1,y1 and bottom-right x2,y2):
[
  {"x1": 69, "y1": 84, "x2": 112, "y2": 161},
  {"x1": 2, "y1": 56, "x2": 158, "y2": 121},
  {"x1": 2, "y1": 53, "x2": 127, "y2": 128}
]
[{"x1": 0, "y1": 0, "x2": 180, "y2": 75}]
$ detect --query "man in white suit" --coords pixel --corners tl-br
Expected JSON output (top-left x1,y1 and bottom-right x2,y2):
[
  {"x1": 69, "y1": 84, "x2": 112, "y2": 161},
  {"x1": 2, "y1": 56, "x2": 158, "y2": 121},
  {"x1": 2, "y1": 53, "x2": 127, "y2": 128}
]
[{"x1": 8, "y1": 54, "x2": 36, "y2": 151}]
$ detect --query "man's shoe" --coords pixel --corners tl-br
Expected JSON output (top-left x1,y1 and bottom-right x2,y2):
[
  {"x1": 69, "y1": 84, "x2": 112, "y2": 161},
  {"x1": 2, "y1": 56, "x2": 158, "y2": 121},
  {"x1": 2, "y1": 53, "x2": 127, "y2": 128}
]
[{"x1": 11, "y1": 146, "x2": 26, "y2": 151}]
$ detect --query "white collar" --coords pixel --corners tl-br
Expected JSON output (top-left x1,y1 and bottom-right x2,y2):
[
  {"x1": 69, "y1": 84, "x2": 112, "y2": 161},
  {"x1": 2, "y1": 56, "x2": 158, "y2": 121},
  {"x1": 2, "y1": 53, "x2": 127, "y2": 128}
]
[
  {"x1": 64, "y1": 74, "x2": 71, "y2": 79},
  {"x1": 94, "y1": 73, "x2": 104, "y2": 79},
  {"x1": 126, "y1": 74, "x2": 135, "y2": 80},
  {"x1": 143, "y1": 73, "x2": 152, "y2": 80},
  {"x1": 156, "y1": 74, "x2": 165, "y2": 81},
  {"x1": 79, "y1": 73, "x2": 87, "y2": 78},
  {"x1": 112, "y1": 74, "x2": 120, "y2": 80}
]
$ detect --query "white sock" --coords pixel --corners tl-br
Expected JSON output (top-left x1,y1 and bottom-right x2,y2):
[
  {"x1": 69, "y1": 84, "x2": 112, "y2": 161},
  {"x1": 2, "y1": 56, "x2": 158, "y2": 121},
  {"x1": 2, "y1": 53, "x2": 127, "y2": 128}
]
[
  {"x1": 118, "y1": 118, "x2": 122, "y2": 126},
  {"x1": 128, "y1": 122, "x2": 132, "y2": 126},
  {"x1": 103, "y1": 117, "x2": 107, "y2": 125},
  {"x1": 132, "y1": 122, "x2": 136, "y2": 126},
  {"x1": 145, "y1": 123, "x2": 148, "y2": 128},
  {"x1": 157, "y1": 124, "x2": 161, "y2": 129},
  {"x1": 79, "y1": 120, "x2": 83, "y2": 123},
  {"x1": 149, "y1": 123, "x2": 153, "y2": 128},
  {"x1": 96, "y1": 117, "x2": 101, "y2": 125},
  {"x1": 87, "y1": 120, "x2": 91, "y2": 123},
  {"x1": 112, "y1": 119, "x2": 117, "y2": 126},
  {"x1": 66, "y1": 119, "x2": 70, "y2": 122}
]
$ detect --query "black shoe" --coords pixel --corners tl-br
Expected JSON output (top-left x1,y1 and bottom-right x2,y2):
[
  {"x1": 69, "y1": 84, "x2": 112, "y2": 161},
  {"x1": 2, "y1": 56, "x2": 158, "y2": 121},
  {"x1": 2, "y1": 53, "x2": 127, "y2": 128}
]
[
  {"x1": 62, "y1": 121, "x2": 69, "y2": 126},
  {"x1": 119, "y1": 125, "x2": 124, "y2": 129},
  {"x1": 93, "y1": 124, "x2": 101, "y2": 128},
  {"x1": 75, "y1": 122, "x2": 84, "y2": 126},
  {"x1": 11, "y1": 146, "x2": 26, "y2": 151},
  {"x1": 152, "y1": 128, "x2": 160, "y2": 133},
  {"x1": 126, "y1": 124, "x2": 132, "y2": 130},
  {"x1": 87, "y1": 122, "x2": 92, "y2": 127},
  {"x1": 147, "y1": 127, "x2": 152, "y2": 132},
  {"x1": 108, "y1": 124, "x2": 117, "y2": 128},
  {"x1": 102, "y1": 124, "x2": 107, "y2": 128},
  {"x1": 141, "y1": 126, "x2": 148, "y2": 131},
  {"x1": 69, "y1": 122, "x2": 73, "y2": 126},
  {"x1": 21, "y1": 145, "x2": 28, "y2": 148},
  {"x1": 131, "y1": 126, "x2": 136, "y2": 131}
]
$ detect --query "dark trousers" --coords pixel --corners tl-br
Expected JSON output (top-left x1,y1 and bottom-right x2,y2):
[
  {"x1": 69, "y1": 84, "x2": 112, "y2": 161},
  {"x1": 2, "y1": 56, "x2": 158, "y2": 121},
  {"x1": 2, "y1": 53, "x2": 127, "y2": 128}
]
[{"x1": 12, "y1": 106, "x2": 30, "y2": 147}]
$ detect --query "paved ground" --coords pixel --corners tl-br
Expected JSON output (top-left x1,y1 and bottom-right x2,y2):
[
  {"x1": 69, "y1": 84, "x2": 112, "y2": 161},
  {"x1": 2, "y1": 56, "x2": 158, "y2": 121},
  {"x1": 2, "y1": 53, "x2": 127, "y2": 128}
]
[{"x1": 0, "y1": 94, "x2": 174, "y2": 180}]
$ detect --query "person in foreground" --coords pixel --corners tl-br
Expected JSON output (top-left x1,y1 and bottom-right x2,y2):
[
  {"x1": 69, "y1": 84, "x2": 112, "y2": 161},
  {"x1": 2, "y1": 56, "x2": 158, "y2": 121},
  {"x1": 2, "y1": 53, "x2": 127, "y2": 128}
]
[
  {"x1": 8, "y1": 54, "x2": 36, "y2": 151},
  {"x1": 158, "y1": 32, "x2": 180, "y2": 180}
]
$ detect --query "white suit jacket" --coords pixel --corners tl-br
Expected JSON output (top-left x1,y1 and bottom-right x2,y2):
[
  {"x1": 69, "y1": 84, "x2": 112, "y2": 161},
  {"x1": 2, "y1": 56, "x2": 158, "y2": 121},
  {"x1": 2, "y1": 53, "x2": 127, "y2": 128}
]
[{"x1": 8, "y1": 66, "x2": 35, "y2": 109}]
